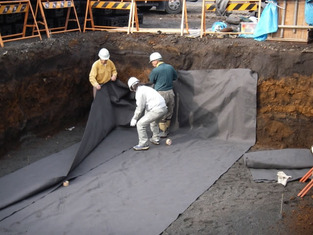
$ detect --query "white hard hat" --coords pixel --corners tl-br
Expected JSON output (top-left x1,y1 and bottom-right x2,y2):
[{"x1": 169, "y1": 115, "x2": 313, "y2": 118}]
[
  {"x1": 98, "y1": 48, "x2": 110, "y2": 60},
  {"x1": 149, "y1": 52, "x2": 162, "y2": 63},
  {"x1": 128, "y1": 77, "x2": 140, "y2": 91}
]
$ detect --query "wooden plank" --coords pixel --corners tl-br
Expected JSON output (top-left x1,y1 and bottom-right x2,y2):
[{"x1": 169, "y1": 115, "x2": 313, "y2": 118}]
[
  {"x1": 271, "y1": 0, "x2": 310, "y2": 42},
  {"x1": 97, "y1": 27, "x2": 189, "y2": 34}
]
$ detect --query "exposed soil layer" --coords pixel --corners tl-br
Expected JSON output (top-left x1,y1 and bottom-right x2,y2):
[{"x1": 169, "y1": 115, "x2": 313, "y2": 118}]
[
  {"x1": 1, "y1": 31, "x2": 313, "y2": 155},
  {"x1": 1, "y1": 7, "x2": 313, "y2": 234}
]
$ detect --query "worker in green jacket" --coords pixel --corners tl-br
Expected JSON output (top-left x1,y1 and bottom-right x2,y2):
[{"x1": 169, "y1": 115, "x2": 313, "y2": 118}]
[{"x1": 149, "y1": 52, "x2": 177, "y2": 138}]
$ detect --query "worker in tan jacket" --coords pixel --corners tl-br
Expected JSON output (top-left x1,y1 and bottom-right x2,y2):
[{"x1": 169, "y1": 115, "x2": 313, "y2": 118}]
[{"x1": 89, "y1": 48, "x2": 117, "y2": 98}]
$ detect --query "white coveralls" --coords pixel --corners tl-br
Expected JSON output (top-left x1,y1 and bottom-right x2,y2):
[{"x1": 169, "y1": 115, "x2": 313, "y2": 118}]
[{"x1": 132, "y1": 85, "x2": 167, "y2": 146}]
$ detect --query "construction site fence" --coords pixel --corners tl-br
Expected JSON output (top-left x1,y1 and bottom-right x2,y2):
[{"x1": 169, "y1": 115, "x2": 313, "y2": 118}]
[
  {"x1": 1, "y1": 0, "x2": 312, "y2": 47},
  {"x1": 0, "y1": 0, "x2": 41, "y2": 47}
]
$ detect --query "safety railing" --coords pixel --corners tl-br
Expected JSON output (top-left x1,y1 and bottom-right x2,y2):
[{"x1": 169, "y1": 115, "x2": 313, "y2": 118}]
[
  {"x1": 33, "y1": 0, "x2": 81, "y2": 38},
  {"x1": 131, "y1": 0, "x2": 189, "y2": 35},
  {"x1": 83, "y1": 0, "x2": 139, "y2": 34},
  {"x1": 2, "y1": 0, "x2": 312, "y2": 46},
  {"x1": 0, "y1": 0, "x2": 41, "y2": 47},
  {"x1": 83, "y1": 0, "x2": 189, "y2": 35}
]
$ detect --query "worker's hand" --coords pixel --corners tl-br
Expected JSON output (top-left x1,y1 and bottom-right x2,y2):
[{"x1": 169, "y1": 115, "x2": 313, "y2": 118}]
[
  {"x1": 111, "y1": 74, "x2": 117, "y2": 81},
  {"x1": 130, "y1": 118, "x2": 137, "y2": 127},
  {"x1": 95, "y1": 84, "x2": 101, "y2": 90}
]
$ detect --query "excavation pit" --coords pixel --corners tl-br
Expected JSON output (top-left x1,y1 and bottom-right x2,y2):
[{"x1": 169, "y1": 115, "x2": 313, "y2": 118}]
[
  {"x1": 1, "y1": 31, "x2": 313, "y2": 155},
  {"x1": 1, "y1": 30, "x2": 313, "y2": 234}
]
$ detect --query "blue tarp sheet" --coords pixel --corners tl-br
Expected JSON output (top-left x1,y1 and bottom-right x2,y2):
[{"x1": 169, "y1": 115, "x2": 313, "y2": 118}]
[
  {"x1": 253, "y1": 1, "x2": 278, "y2": 41},
  {"x1": 305, "y1": 1, "x2": 313, "y2": 25}
]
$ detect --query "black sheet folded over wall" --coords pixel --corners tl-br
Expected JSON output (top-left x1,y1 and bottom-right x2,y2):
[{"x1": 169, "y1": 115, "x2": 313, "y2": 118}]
[
  {"x1": 0, "y1": 80, "x2": 134, "y2": 210},
  {"x1": 0, "y1": 69, "x2": 257, "y2": 235}
]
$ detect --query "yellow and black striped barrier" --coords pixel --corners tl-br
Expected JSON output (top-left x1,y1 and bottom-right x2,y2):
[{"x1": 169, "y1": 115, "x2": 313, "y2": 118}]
[
  {"x1": 90, "y1": 1, "x2": 131, "y2": 10},
  {"x1": 42, "y1": 1, "x2": 74, "y2": 9},
  {"x1": 206, "y1": 2, "x2": 258, "y2": 12},
  {"x1": 35, "y1": 0, "x2": 81, "y2": 38},
  {"x1": 0, "y1": 3, "x2": 28, "y2": 14},
  {"x1": 0, "y1": 0, "x2": 41, "y2": 47},
  {"x1": 84, "y1": 0, "x2": 139, "y2": 33}
]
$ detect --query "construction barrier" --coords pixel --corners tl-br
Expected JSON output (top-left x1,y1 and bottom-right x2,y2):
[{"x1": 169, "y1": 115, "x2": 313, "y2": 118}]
[
  {"x1": 84, "y1": 0, "x2": 189, "y2": 35},
  {"x1": 133, "y1": 0, "x2": 189, "y2": 35},
  {"x1": 34, "y1": 0, "x2": 81, "y2": 38},
  {"x1": 204, "y1": 0, "x2": 259, "y2": 12},
  {"x1": 83, "y1": 0, "x2": 139, "y2": 33},
  {"x1": 201, "y1": 0, "x2": 261, "y2": 37},
  {"x1": 268, "y1": 0, "x2": 313, "y2": 43},
  {"x1": 0, "y1": 0, "x2": 41, "y2": 47}
]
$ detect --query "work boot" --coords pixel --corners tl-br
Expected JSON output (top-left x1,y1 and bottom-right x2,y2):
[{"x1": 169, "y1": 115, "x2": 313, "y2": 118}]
[
  {"x1": 159, "y1": 120, "x2": 170, "y2": 138},
  {"x1": 149, "y1": 138, "x2": 160, "y2": 145},
  {"x1": 159, "y1": 130, "x2": 168, "y2": 138},
  {"x1": 133, "y1": 145, "x2": 149, "y2": 151}
]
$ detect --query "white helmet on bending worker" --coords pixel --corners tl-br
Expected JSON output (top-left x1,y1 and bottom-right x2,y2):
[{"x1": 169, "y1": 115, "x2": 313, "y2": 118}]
[{"x1": 128, "y1": 77, "x2": 140, "y2": 91}]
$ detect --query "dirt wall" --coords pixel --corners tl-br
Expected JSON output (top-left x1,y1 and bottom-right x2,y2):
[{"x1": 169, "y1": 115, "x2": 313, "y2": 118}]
[{"x1": 1, "y1": 31, "x2": 313, "y2": 156}]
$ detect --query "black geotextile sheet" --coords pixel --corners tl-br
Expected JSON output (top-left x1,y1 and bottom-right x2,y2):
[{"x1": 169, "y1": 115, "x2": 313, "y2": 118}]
[
  {"x1": 0, "y1": 69, "x2": 257, "y2": 234},
  {"x1": 244, "y1": 149, "x2": 313, "y2": 183}
]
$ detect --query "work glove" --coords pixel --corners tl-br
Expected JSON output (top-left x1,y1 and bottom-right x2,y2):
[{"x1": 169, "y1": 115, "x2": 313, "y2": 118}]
[{"x1": 130, "y1": 118, "x2": 137, "y2": 127}]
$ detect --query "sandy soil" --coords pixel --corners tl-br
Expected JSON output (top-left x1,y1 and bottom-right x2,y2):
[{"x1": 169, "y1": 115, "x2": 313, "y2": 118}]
[{"x1": 1, "y1": 1, "x2": 313, "y2": 234}]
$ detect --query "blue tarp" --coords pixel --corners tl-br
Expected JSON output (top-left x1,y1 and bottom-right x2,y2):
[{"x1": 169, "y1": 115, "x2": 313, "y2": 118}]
[
  {"x1": 305, "y1": 1, "x2": 313, "y2": 25},
  {"x1": 211, "y1": 21, "x2": 227, "y2": 32},
  {"x1": 253, "y1": 1, "x2": 278, "y2": 41}
]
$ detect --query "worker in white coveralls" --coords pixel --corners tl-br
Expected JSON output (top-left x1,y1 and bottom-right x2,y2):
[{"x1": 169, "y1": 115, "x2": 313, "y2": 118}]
[
  {"x1": 128, "y1": 77, "x2": 168, "y2": 151},
  {"x1": 89, "y1": 48, "x2": 117, "y2": 98},
  {"x1": 149, "y1": 52, "x2": 177, "y2": 138}
]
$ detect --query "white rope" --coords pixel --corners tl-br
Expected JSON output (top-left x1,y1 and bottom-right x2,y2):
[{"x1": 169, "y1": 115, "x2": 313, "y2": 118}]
[{"x1": 265, "y1": 0, "x2": 285, "y2": 9}]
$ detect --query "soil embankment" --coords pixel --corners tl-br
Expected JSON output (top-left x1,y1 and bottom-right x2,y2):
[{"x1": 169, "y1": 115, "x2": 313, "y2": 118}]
[{"x1": 1, "y1": 32, "x2": 313, "y2": 155}]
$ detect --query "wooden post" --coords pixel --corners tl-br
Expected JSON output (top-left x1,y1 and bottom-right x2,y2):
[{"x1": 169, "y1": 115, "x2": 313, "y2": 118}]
[
  {"x1": 0, "y1": 33, "x2": 4, "y2": 47},
  {"x1": 180, "y1": 0, "x2": 188, "y2": 36},
  {"x1": 127, "y1": 0, "x2": 134, "y2": 34},
  {"x1": 127, "y1": 0, "x2": 189, "y2": 35},
  {"x1": 200, "y1": 0, "x2": 206, "y2": 37}
]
